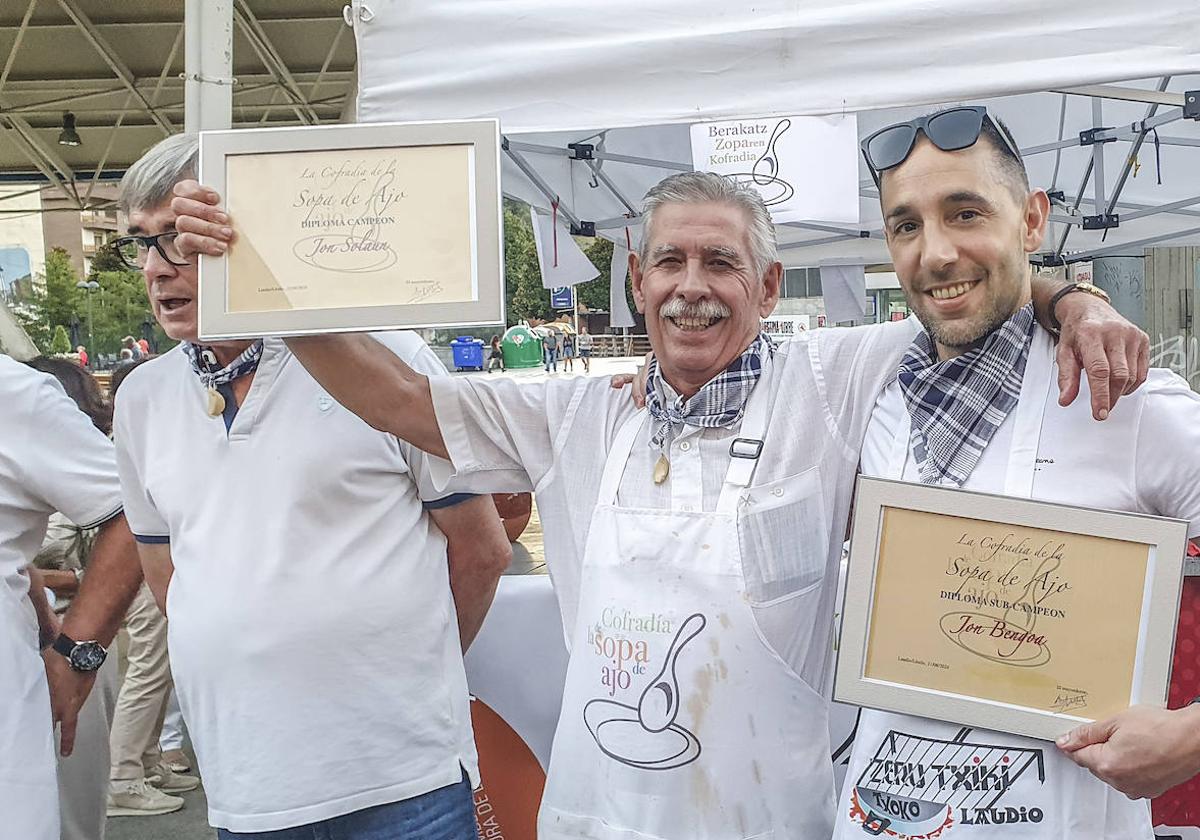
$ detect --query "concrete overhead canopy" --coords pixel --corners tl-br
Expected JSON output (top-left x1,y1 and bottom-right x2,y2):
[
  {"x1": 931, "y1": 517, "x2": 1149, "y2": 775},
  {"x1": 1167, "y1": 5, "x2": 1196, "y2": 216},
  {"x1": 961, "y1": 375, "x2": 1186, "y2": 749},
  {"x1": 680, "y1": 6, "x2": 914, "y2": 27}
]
[
  {"x1": 0, "y1": 0, "x2": 355, "y2": 207},
  {"x1": 351, "y1": 0, "x2": 1200, "y2": 265}
]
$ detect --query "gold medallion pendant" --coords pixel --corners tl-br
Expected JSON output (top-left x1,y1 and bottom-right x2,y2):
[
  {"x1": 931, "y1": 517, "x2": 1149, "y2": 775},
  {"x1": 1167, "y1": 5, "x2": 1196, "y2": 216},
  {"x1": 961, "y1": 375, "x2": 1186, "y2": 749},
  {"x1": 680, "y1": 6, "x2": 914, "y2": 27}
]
[
  {"x1": 653, "y1": 453, "x2": 670, "y2": 485},
  {"x1": 206, "y1": 386, "x2": 225, "y2": 418}
]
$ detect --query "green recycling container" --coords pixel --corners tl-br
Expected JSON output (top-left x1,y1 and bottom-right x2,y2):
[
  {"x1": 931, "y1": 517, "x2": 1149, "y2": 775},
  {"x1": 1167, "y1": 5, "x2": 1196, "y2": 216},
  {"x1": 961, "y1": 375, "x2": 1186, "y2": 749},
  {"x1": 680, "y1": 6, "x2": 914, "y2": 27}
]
[{"x1": 501, "y1": 325, "x2": 544, "y2": 369}]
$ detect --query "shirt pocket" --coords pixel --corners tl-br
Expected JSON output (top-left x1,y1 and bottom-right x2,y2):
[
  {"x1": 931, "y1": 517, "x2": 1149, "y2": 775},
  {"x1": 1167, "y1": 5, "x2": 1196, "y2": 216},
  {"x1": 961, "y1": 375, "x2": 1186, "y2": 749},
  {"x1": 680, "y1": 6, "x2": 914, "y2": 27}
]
[{"x1": 736, "y1": 465, "x2": 828, "y2": 604}]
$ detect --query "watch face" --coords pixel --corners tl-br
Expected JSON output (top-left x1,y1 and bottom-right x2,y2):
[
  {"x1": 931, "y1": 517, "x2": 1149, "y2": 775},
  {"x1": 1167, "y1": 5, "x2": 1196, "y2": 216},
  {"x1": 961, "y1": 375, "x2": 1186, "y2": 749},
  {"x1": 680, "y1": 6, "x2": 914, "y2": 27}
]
[{"x1": 69, "y1": 642, "x2": 106, "y2": 672}]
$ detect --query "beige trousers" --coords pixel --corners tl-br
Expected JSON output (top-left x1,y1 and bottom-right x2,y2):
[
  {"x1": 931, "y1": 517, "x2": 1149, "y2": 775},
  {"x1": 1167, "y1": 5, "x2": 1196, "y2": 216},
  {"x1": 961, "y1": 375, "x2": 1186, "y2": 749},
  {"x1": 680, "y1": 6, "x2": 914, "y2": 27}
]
[
  {"x1": 56, "y1": 652, "x2": 118, "y2": 840},
  {"x1": 108, "y1": 583, "x2": 172, "y2": 783}
]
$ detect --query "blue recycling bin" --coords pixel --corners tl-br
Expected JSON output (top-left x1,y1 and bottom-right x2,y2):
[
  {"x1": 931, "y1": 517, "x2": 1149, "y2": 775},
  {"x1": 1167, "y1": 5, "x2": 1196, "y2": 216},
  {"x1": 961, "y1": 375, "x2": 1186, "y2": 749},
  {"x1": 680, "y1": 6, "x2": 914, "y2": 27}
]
[{"x1": 449, "y1": 336, "x2": 485, "y2": 371}]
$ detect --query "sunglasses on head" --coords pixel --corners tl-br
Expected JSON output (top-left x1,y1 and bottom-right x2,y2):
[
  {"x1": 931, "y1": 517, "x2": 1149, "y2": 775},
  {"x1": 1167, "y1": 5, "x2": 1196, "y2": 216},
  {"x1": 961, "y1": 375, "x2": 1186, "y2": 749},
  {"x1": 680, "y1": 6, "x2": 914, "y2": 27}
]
[{"x1": 861, "y1": 106, "x2": 1022, "y2": 188}]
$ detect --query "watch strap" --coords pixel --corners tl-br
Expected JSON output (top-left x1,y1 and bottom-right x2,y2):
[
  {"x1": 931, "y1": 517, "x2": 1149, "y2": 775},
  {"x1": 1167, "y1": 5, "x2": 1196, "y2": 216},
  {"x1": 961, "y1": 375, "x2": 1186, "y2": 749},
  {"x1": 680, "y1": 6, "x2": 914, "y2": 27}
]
[{"x1": 51, "y1": 632, "x2": 77, "y2": 659}]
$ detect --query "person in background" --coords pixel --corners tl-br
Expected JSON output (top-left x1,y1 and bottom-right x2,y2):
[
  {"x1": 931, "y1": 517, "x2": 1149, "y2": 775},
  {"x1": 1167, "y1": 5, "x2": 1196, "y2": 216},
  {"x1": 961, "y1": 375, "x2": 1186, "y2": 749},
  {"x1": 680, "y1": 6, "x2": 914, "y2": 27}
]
[
  {"x1": 487, "y1": 335, "x2": 505, "y2": 373},
  {"x1": 24, "y1": 357, "x2": 121, "y2": 840},
  {"x1": 2, "y1": 352, "x2": 142, "y2": 840},
  {"x1": 76, "y1": 346, "x2": 89, "y2": 368},
  {"x1": 137, "y1": 337, "x2": 151, "y2": 357},
  {"x1": 122, "y1": 337, "x2": 144, "y2": 361},
  {"x1": 105, "y1": 354, "x2": 197, "y2": 819},
  {"x1": 562, "y1": 326, "x2": 575, "y2": 373},
  {"x1": 576, "y1": 325, "x2": 593, "y2": 373}
]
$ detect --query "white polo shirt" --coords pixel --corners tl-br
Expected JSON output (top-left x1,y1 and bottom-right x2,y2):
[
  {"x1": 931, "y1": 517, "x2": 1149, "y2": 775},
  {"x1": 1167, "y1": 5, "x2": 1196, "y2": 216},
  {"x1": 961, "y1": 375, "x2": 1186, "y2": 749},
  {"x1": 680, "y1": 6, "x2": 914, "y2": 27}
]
[
  {"x1": 113, "y1": 334, "x2": 478, "y2": 833},
  {"x1": 0, "y1": 355, "x2": 123, "y2": 840}
]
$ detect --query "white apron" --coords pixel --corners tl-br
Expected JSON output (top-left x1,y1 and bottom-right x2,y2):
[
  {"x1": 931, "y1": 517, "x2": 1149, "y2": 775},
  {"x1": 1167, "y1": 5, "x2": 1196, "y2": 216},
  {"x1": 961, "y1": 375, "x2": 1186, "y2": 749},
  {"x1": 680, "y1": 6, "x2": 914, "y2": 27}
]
[
  {"x1": 538, "y1": 362, "x2": 836, "y2": 840},
  {"x1": 0, "y1": 582, "x2": 60, "y2": 840},
  {"x1": 836, "y1": 328, "x2": 1153, "y2": 839}
]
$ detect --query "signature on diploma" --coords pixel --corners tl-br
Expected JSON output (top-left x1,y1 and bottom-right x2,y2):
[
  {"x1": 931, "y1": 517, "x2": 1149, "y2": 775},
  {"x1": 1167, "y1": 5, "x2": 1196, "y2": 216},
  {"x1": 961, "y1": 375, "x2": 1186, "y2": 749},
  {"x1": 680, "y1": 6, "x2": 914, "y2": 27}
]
[
  {"x1": 408, "y1": 281, "x2": 445, "y2": 304},
  {"x1": 1049, "y1": 687, "x2": 1089, "y2": 713}
]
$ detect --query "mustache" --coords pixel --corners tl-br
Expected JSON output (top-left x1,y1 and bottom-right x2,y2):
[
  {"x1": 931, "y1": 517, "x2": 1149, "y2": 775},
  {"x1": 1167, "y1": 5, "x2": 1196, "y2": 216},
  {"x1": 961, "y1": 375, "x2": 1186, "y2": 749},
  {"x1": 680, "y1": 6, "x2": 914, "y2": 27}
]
[{"x1": 658, "y1": 298, "x2": 731, "y2": 320}]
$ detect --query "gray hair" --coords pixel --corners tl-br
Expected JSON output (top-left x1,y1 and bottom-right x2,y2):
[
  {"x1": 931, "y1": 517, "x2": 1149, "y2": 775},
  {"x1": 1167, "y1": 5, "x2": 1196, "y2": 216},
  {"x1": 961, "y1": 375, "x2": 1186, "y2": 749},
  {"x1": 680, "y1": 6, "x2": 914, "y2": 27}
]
[
  {"x1": 119, "y1": 132, "x2": 199, "y2": 215},
  {"x1": 638, "y1": 171, "x2": 777, "y2": 277}
]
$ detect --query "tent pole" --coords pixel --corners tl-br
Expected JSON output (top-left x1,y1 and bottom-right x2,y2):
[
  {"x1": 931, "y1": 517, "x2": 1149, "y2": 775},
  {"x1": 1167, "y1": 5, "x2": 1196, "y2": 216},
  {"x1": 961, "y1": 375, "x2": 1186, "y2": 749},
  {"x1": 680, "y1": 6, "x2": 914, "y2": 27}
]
[
  {"x1": 1104, "y1": 77, "x2": 1172, "y2": 217},
  {"x1": 1067, "y1": 225, "x2": 1200, "y2": 262},
  {"x1": 505, "y1": 144, "x2": 583, "y2": 227}
]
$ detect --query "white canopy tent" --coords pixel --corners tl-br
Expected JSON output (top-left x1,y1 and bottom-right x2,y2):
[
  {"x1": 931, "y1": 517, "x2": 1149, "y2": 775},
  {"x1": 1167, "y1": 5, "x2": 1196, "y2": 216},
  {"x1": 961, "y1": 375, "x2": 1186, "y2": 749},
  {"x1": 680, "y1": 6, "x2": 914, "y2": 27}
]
[{"x1": 348, "y1": 0, "x2": 1200, "y2": 266}]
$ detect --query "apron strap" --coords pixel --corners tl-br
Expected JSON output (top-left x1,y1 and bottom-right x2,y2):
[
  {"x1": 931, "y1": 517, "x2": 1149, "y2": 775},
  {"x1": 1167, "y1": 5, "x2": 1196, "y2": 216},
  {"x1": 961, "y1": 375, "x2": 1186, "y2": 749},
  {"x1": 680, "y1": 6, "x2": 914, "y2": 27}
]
[
  {"x1": 597, "y1": 411, "x2": 648, "y2": 506},
  {"x1": 717, "y1": 357, "x2": 774, "y2": 513}
]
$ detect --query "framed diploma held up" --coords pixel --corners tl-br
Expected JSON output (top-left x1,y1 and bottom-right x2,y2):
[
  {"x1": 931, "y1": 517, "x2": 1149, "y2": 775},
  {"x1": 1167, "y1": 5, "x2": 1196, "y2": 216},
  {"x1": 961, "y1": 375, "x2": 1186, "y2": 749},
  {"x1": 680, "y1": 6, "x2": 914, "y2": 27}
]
[
  {"x1": 835, "y1": 477, "x2": 1188, "y2": 741},
  {"x1": 197, "y1": 119, "x2": 503, "y2": 340}
]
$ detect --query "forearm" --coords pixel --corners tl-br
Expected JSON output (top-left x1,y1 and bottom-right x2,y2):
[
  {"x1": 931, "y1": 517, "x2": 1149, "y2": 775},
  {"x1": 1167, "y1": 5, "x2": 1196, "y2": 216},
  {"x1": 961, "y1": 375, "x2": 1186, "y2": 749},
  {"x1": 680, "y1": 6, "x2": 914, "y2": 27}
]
[
  {"x1": 40, "y1": 569, "x2": 80, "y2": 596},
  {"x1": 449, "y1": 551, "x2": 505, "y2": 651},
  {"x1": 24, "y1": 566, "x2": 59, "y2": 647},
  {"x1": 285, "y1": 334, "x2": 449, "y2": 459},
  {"x1": 1029, "y1": 270, "x2": 1070, "y2": 333},
  {"x1": 60, "y1": 514, "x2": 141, "y2": 647}
]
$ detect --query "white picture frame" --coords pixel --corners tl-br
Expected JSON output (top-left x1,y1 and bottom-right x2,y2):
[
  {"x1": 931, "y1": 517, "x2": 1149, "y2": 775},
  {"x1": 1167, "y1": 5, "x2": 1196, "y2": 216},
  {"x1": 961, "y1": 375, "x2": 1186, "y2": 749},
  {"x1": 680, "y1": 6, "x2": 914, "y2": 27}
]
[
  {"x1": 835, "y1": 476, "x2": 1187, "y2": 741},
  {"x1": 197, "y1": 119, "x2": 503, "y2": 340}
]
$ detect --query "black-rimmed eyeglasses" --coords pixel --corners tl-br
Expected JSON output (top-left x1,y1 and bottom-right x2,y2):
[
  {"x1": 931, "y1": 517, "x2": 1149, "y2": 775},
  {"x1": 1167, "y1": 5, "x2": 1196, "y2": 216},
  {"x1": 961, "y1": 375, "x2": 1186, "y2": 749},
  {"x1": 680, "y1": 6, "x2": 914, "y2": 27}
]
[
  {"x1": 861, "y1": 106, "x2": 1023, "y2": 189},
  {"x1": 111, "y1": 231, "x2": 190, "y2": 270}
]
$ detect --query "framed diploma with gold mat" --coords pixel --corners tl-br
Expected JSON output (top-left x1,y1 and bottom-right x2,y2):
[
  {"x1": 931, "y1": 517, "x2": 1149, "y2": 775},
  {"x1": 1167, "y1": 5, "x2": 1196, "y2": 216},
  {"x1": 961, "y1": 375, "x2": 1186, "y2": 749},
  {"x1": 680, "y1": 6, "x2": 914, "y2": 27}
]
[
  {"x1": 197, "y1": 119, "x2": 503, "y2": 340},
  {"x1": 834, "y1": 476, "x2": 1187, "y2": 741}
]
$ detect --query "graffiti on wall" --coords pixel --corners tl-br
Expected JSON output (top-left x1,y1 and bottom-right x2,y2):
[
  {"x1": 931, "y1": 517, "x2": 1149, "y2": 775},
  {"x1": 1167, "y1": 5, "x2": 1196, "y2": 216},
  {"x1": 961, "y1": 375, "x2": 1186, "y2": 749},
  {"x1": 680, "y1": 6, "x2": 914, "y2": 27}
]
[{"x1": 1151, "y1": 333, "x2": 1200, "y2": 390}]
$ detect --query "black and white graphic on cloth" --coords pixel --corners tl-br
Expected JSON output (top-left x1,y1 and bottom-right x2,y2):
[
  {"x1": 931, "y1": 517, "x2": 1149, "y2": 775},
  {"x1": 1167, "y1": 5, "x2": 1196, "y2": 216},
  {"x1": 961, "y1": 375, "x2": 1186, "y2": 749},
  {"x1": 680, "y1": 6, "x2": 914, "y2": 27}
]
[
  {"x1": 850, "y1": 728, "x2": 1046, "y2": 837},
  {"x1": 584, "y1": 613, "x2": 706, "y2": 770}
]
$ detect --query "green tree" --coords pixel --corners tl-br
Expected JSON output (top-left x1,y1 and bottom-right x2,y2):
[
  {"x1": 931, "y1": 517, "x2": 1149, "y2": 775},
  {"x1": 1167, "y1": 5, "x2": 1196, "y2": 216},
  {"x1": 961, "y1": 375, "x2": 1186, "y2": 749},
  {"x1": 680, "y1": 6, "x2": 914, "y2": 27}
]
[
  {"x1": 503, "y1": 199, "x2": 549, "y2": 324},
  {"x1": 50, "y1": 324, "x2": 71, "y2": 355},
  {"x1": 87, "y1": 241, "x2": 128, "y2": 280},
  {"x1": 15, "y1": 247, "x2": 81, "y2": 353}
]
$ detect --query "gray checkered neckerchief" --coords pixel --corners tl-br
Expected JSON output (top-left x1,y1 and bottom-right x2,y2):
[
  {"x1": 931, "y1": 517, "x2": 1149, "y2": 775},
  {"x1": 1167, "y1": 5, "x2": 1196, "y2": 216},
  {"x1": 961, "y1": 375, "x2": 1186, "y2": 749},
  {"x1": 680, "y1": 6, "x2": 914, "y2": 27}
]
[
  {"x1": 645, "y1": 332, "x2": 776, "y2": 451},
  {"x1": 897, "y1": 303, "x2": 1035, "y2": 487},
  {"x1": 181, "y1": 340, "x2": 264, "y2": 389}
]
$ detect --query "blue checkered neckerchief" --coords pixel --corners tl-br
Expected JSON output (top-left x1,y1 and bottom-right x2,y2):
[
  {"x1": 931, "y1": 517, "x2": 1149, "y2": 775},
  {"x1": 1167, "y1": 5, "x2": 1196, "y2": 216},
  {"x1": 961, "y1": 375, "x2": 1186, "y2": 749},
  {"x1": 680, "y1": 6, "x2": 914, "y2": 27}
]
[
  {"x1": 645, "y1": 332, "x2": 776, "y2": 451},
  {"x1": 181, "y1": 340, "x2": 264, "y2": 389},
  {"x1": 897, "y1": 303, "x2": 1035, "y2": 487}
]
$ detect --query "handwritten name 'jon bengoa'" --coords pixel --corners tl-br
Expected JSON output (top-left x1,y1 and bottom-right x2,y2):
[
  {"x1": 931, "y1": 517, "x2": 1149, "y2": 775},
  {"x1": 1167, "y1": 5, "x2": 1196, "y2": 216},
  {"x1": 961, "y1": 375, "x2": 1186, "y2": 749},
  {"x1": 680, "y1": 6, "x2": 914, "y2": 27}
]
[{"x1": 948, "y1": 614, "x2": 1047, "y2": 659}]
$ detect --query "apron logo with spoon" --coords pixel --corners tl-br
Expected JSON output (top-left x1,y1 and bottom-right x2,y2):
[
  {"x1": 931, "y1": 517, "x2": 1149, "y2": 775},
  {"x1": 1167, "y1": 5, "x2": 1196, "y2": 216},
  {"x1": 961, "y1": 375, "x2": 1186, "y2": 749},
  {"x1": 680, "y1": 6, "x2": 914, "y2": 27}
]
[{"x1": 583, "y1": 613, "x2": 707, "y2": 770}]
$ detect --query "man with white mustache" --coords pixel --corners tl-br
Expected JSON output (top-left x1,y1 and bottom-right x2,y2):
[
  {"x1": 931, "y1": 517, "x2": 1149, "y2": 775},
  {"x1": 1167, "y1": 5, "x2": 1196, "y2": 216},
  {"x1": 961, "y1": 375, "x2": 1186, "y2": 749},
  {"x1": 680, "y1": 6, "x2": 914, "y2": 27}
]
[{"x1": 174, "y1": 169, "x2": 1145, "y2": 840}]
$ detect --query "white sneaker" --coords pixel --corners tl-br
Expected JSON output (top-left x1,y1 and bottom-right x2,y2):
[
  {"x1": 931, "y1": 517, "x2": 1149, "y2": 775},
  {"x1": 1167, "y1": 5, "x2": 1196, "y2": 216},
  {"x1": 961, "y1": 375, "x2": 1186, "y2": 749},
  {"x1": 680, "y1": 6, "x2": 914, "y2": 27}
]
[
  {"x1": 107, "y1": 779, "x2": 185, "y2": 817},
  {"x1": 145, "y1": 761, "x2": 201, "y2": 793}
]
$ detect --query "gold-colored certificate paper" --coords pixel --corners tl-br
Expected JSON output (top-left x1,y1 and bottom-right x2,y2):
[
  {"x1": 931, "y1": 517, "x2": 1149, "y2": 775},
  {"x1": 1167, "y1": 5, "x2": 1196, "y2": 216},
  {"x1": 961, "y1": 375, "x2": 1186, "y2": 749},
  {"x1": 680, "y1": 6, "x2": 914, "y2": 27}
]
[
  {"x1": 224, "y1": 145, "x2": 475, "y2": 313},
  {"x1": 864, "y1": 507, "x2": 1150, "y2": 720}
]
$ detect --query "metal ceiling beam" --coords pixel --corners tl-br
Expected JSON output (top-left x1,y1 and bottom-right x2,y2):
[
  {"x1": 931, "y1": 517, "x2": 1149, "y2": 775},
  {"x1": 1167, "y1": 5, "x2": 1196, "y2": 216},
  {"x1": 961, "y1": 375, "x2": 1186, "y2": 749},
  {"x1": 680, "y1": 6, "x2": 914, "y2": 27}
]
[
  {"x1": 0, "y1": 0, "x2": 37, "y2": 100},
  {"x1": 55, "y1": 0, "x2": 174, "y2": 134},
  {"x1": 232, "y1": 0, "x2": 318, "y2": 125},
  {"x1": 307, "y1": 19, "x2": 346, "y2": 103},
  {"x1": 0, "y1": 116, "x2": 79, "y2": 205},
  {"x1": 0, "y1": 71, "x2": 354, "y2": 92}
]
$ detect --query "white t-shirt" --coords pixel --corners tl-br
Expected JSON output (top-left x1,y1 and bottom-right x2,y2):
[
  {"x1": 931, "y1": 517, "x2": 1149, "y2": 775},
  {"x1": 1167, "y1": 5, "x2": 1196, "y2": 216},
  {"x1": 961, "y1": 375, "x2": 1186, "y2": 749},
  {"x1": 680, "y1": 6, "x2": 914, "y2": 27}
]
[
  {"x1": 835, "y1": 329, "x2": 1200, "y2": 840},
  {"x1": 113, "y1": 335, "x2": 478, "y2": 833},
  {"x1": 0, "y1": 356, "x2": 122, "y2": 840},
  {"x1": 429, "y1": 320, "x2": 919, "y2": 688}
]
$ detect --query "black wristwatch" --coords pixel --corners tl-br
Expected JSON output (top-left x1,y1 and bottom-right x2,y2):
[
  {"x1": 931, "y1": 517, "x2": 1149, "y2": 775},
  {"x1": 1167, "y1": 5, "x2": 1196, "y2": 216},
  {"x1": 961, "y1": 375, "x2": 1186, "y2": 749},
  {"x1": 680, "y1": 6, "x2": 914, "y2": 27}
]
[{"x1": 51, "y1": 632, "x2": 107, "y2": 672}]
